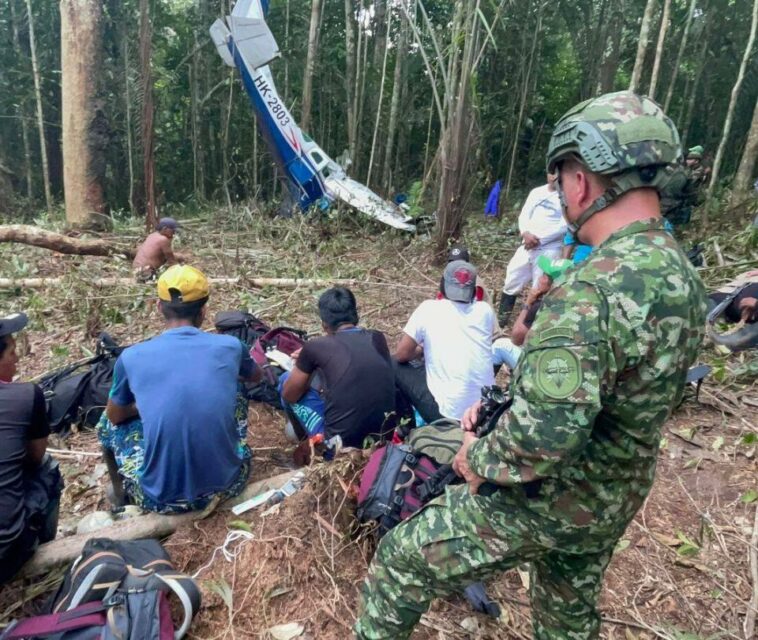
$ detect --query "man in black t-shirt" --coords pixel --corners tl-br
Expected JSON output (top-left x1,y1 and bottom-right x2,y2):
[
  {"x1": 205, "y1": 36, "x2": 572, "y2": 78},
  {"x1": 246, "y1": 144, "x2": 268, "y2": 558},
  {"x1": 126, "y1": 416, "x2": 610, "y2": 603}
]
[
  {"x1": 0, "y1": 312, "x2": 63, "y2": 584},
  {"x1": 280, "y1": 288, "x2": 395, "y2": 458}
]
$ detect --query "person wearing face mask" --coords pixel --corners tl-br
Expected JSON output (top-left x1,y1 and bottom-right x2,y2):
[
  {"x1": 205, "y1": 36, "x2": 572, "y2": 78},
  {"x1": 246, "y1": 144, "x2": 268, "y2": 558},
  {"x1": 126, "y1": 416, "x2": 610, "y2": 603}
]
[
  {"x1": 0, "y1": 312, "x2": 63, "y2": 584},
  {"x1": 354, "y1": 92, "x2": 708, "y2": 640}
]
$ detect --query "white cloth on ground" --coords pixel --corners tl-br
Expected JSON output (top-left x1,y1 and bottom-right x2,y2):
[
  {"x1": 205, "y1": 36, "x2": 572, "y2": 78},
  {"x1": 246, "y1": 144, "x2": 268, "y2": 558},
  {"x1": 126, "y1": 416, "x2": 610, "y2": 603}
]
[{"x1": 403, "y1": 299, "x2": 495, "y2": 421}]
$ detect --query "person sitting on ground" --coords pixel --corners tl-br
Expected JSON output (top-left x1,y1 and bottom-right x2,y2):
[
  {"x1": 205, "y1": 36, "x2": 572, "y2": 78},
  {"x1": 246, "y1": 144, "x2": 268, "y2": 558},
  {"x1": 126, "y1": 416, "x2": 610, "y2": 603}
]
[
  {"x1": 498, "y1": 173, "x2": 566, "y2": 327},
  {"x1": 279, "y1": 287, "x2": 395, "y2": 458},
  {"x1": 99, "y1": 265, "x2": 261, "y2": 514},
  {"x1": 0, "y1": 312, "x2": 63, "y2": 584},
  {"x1": 395, "y1": 260, "x2": 495, "y2": 423},
  {"x1": 132, "y1": 217, "x2": 183, "y2": 282}
]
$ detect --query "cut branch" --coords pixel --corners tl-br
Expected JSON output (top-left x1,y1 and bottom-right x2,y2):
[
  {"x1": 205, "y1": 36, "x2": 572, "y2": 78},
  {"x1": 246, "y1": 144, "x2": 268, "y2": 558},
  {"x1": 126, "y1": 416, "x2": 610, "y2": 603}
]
[
  {"x1": 0, "y1": 275, "x2": 360, "y2": 289},
  {"x1": 0, "y1": 225, "x2": 136, "y2": 259},
  {"x1": 18, "y1": 470, "x2": 302, "y2": 578}
]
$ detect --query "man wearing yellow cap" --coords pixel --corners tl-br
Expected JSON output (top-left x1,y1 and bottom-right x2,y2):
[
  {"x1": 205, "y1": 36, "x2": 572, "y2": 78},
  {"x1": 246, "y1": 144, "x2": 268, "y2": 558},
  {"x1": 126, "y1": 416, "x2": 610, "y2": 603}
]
[{"x1": 98, "y1": 265, "x2": 262, "y2": 513}]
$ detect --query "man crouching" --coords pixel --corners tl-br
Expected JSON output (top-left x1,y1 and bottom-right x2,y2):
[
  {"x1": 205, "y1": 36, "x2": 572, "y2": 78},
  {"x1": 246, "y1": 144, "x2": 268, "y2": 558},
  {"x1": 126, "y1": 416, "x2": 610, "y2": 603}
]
[{"x1": 99, "y1": 265, "x2": 261, "y2": 513}]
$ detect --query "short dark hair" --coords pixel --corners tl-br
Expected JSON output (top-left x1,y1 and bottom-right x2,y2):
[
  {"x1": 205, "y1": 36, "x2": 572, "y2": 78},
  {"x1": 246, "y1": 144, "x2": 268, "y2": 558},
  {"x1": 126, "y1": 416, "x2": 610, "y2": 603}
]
[
  {"x1": 0, "y1": 336, "x2": 7, "y2": 358},
  {"x1": 318, "y1": 287, "x2": 358, "y2": 330},
  {"x1": 160, "y1": 298, "x2": 207, "y2": 327}
]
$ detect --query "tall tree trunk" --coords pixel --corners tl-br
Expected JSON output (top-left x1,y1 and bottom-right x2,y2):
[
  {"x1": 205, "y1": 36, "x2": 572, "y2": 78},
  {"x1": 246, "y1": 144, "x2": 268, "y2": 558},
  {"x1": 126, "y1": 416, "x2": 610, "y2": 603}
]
[
  {"x1": 733, "y1": 97, "x2": 758, "y2": 196},
  {"x1": 125, "y1": 39, "x2": 137, "y2": 215},
  {"x1": 680, "y1": 20, "x2": 710, "y2": 146},
  {"x1": 301, "y1": 0, "x2": 323, "y2": 134},
  {"x1": 597, "y1": 0, "x2": 624, "y2": 94},
  {"x1": 9, "y1": 0, "x2": 34, "y2": 200},
  {"x1": 664, "y1": 0, "x2": 697, "y2": 112},
  {"x1": 344, "y1": 0, "x2": 357, "y2": 165},
  {"x1": 504, "y1": 3, "x2": 543, "y2": 205},
  {"x1": 373, "y1": 0, "x2": 388, "y2": 68},
  {"x1": 706, "y1": 0, "x2": 758, "y2": 203},
  {"x1": 25, "y1": 0, "x2": 53, "y2": 213},
  {"x1": 629, "y1": 0, "x2": 656, "y2": 92},
  {"x1": 61, "y1": 0, "x2": 108, "y2": 228},
  {"x1": 648, "y1": 0, "x2": 671, "y2": 99},
  {"x1": 382, "y1": 18, "x2": 407, "y2": 192},
  {"x1": 140, "y1": 0, "x2": 156, "y2": 230},
  {"x1": 366, "y1": 7, "x2": 392, "y2": 186}
]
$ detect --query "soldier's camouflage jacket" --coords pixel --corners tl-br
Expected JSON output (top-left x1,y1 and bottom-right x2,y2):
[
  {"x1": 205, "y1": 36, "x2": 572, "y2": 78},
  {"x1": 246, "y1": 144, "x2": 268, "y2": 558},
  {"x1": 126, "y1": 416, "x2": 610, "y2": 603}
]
[{"x1": 468, "y1": 218, "x2": 707, "y2": 552}]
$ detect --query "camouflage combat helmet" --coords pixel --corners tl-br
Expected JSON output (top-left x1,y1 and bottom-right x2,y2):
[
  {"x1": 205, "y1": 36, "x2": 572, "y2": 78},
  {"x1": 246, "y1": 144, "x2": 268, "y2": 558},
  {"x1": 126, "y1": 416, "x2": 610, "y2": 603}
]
[
  {"x1": 687, "y1": 145, "x2": 704, "y2": 159},
  {"x1": 546, "y1": 91, "x2": 682, "y2": 235}
]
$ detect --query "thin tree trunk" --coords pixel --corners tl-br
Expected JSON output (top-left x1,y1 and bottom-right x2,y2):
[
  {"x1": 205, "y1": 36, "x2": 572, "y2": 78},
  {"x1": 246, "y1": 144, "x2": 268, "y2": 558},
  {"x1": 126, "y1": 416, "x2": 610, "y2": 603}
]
[
  {"x1": 25, "y1": 0, "x2": 53, "y2": 212},
  {"x1": 504, "y1": 3, "x2": 543, "y2": 204},
  {"x1": 60, "y1": 0, "x2": 108, "y2": 228},
  {"x1": 664, "y1": 0, "x2": 697, "y2": 112},
  {"x1": 373, "y1": 0, "x2": 388, "y2": 68},
  {"x1": 284, "y1": 0, "x2": 290, "y2": 104},
  {"x1": 733, "y1": 98, "x2": 758, "y2": 196},
  {"x1": 597, "y1": 0, "x2": 624, "y2": 94},
  {"x1": 366, "y1": 8, "x2": 392, "y2": 186},
  {"x1": 301, "y1": 0, "x2": 323, "y2": 134},
  {"x1": 382, "y1": 18, "x2": 407, "y2": 192},
  {"x1": 140, "y1": 0, "x2": 156, "y2": 230},
  {"x1": 680, "y1": 21, "x2": 710, "y2": 146},
  {"x1": 648, "y1": 0, "x2": 671, "y2": 99},
  {"x1": 706, "y1": 0, "x2": 758, "y2": 203},
  {"x1": 629, "y1": 0, "x2": 656, "y2": 92},
  {"x1": 344, "y1": 0, "x2": 357, "y2": 165},
  {"x1": 9, "y1": 0, "x2": 33, "y2": 200},
  {"x1": 125, "y1": 40, "x2": 136, "y2": 215},
  {"x1": 354, "y1": 2, "x2": 370, "y2": 175}
]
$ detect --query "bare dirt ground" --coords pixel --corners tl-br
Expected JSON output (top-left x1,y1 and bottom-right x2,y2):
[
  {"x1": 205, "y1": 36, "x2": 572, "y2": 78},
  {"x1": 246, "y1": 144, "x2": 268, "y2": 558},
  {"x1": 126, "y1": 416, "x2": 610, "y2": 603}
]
[{"x1": 0, "y1": 209, "x2": 756, "y2": 639}]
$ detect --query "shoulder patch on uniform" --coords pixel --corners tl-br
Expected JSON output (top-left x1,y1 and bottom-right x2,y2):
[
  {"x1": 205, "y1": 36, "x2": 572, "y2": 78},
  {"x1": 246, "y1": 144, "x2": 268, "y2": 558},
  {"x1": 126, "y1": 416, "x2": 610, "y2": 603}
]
[
  {"x1": 534, "y1": 348, "x2": 582, "y2": 399},
  {"x1": 538, "y1": 327, "x2": 574, "y2": 343}
]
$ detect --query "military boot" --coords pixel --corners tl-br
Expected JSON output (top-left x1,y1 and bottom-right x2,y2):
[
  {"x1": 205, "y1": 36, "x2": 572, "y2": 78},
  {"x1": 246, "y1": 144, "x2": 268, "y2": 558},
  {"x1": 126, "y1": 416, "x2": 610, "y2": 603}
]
[{"x1": 497, "y1": 293, "x2": 518, "y2": 329}]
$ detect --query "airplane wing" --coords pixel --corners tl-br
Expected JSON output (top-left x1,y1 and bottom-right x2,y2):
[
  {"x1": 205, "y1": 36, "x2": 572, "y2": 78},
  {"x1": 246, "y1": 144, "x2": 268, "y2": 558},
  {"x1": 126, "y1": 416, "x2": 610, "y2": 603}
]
[{"x1": 325, "y1": 175, "x2": 416, "y2": 232}]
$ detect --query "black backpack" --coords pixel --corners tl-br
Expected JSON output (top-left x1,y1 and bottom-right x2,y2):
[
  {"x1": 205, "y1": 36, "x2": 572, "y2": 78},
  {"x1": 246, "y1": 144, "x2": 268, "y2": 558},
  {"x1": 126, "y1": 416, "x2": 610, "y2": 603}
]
[
  {"x1": 214, "y1": 311, "x2": 308, "y2": 410},
  {"x1": 1, "y1": 538, "x2": 201, "y2": 640},
  {"x1": 38, "y1": 333, "x2": 126, "y2": 434},
  {"x1": 213, "y1": 310, "x2": 269, "y2": 348}
]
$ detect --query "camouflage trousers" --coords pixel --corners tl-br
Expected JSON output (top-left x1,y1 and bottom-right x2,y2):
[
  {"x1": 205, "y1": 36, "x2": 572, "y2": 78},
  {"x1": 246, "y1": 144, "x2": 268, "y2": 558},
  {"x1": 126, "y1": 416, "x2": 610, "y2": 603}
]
[{"x1": 354, "y1": 484, "x2": 613, "y2": 640}]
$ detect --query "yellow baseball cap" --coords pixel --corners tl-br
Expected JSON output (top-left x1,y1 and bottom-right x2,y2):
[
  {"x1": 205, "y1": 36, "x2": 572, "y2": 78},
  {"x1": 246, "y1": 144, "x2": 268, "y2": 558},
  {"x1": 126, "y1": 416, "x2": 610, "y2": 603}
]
[{"x1": 157, "y1": 265, "x2": 209, "y2": 304}]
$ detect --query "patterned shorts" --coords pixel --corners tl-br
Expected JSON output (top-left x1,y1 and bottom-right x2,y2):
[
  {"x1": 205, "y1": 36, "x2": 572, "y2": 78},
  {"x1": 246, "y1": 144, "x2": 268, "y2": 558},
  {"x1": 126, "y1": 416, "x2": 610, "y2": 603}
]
[{"x1": 97, "y1": 394, "x2": 251, "y2": 514}]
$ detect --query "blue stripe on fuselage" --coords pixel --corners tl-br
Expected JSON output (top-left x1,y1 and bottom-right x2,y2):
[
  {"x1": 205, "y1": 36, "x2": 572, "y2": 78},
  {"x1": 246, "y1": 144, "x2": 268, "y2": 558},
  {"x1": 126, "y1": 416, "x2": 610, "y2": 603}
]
[{"x1": 229, "y1": 39, "x2": 327, "y2": 210}]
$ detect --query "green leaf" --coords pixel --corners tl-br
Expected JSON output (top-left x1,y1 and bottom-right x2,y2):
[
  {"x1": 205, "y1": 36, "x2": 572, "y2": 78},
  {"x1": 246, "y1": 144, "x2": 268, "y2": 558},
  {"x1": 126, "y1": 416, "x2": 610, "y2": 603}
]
[
  {"x1": 711, "y1": 436, "x2": 724, "y2": 451},
  {"x1": 740, "y1": 489, "x2": 758, "y2": 504},
  {"x1": 742, "y1": 432, "x2": 757, "y2": 445},
  {"x1": 228, "y1": 519, "x2": 252, "y2": 533},
  {"x1": 206, "y1": 578, "x2": 233, "y2": 610},
  {"x1": 614, "y1": 539, "x2": 631, "y2": 554},
  {"x1": 675, "y1": 532, "x2": 700, "y2": 557},
  {"x1": 683, "y1": 457, "x2": 701, "y2": 470}
]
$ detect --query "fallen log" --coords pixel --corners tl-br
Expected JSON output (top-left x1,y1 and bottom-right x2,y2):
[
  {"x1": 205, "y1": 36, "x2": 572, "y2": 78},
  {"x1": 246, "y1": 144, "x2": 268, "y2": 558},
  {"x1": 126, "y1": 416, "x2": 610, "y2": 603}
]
[
  {"x1": 0, "y1": 224, "x2": 136, "y2": 259},
  {"x1": 19, "y1": 468, "x2": 302, "y2": 578},
  {"x1": 0, "y1": 276, "x2": 359, "y2": 289}
]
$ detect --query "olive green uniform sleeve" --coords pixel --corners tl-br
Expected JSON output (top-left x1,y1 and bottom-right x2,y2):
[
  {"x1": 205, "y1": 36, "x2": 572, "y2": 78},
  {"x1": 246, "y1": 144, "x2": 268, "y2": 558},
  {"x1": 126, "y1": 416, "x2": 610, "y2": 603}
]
[{"x1": 468, "y1": 281, "x2": 619, "y2": 485}]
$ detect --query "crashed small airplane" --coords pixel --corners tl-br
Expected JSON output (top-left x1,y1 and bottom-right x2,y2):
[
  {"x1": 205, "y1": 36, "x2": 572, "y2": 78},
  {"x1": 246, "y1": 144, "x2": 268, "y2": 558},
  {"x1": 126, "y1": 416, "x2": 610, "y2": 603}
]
[{"x1": 210, "y1": 0, "x2": 415, "y2": 232}]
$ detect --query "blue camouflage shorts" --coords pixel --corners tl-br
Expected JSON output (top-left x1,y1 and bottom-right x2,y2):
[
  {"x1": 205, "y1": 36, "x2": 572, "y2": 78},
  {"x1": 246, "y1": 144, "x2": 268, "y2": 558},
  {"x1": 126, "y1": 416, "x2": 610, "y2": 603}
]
[{"x1": 97, "y1": 393, "x2": 251, "y2": 514}]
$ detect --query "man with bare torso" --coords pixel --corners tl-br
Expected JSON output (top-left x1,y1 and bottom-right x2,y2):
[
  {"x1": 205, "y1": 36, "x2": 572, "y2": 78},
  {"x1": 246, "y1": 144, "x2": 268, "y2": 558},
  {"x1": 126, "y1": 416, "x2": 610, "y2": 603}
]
[{"x1": 132, "y1": 217, "x2": 181, "y2": 281}]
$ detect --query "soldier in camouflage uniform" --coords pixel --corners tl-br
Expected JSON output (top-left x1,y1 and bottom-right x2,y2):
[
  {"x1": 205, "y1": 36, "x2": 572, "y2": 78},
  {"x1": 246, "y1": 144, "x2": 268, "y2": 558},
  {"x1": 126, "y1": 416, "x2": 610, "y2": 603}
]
[
  {"x1": 354, "y1": 91, "x2": 708, "y2": 640},
  {"x1": 663, "y1": 145, "x2": 710, "y2": 226}
]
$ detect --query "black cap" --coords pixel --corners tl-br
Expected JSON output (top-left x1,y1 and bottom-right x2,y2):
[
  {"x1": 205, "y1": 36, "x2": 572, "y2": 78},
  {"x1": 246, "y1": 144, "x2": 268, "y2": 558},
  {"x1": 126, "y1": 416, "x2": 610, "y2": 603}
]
[
  {"x1": 0, "y1": 312, "x2": 28, "y2": 338},
  {"x1": 447, "y1": 244, "x2": 470, "y2": 263}
]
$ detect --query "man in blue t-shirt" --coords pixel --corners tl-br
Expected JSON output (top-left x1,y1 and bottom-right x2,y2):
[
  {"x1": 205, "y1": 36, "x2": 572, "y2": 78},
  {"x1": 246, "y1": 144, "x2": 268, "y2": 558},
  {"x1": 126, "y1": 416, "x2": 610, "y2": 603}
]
[{"x1": 98, "y1": 265, "x2": 261, "y2": 514}]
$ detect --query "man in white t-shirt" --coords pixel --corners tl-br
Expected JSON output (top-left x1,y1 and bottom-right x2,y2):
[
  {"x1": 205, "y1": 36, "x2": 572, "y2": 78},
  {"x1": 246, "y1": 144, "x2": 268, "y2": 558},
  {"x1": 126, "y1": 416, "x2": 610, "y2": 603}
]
[
  {"x1": 395, "y1": 261, "x2": 495, "y2": 422},
  {"x1": 498, "y1": 174, "x2": 566, "y2": 327}
]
